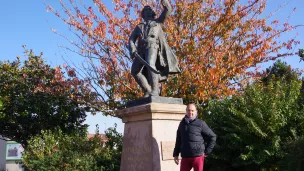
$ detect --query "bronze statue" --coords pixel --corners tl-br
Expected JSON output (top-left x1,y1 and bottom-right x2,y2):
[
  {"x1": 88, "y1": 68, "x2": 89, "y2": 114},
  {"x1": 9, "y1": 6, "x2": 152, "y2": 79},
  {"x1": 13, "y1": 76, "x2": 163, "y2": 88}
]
[{"x1": 129, "y1": 0, "x2": 180, "y2": 97}]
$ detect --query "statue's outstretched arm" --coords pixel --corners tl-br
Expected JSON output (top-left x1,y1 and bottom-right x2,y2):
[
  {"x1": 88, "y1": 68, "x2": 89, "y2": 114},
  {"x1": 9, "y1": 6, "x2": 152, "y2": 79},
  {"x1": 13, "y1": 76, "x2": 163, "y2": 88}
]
[{"x1": 157, "y1": 0, "x2": 172, "y2": 24}]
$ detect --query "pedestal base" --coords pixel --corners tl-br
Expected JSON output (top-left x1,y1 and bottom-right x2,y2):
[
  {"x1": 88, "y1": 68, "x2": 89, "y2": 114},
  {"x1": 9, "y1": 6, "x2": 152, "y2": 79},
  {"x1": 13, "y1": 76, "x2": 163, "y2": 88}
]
[{"x1": 116, "y1": 102, "x2": 186, "y2": 171}]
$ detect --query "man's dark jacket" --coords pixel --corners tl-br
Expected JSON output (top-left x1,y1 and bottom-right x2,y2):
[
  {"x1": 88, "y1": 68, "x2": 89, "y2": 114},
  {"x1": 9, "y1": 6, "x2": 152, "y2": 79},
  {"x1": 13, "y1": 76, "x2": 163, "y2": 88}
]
[{"x1": 173, "y1": 116, "x2": 217, "y2": 158}]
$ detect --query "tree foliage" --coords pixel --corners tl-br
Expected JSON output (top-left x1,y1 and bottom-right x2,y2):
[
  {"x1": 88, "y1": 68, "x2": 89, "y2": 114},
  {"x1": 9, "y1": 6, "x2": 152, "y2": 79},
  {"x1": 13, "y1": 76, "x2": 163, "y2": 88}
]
[
  {"x1": 281, "y1": 137, "x2": 304, "y2": 171},
  {"x1": 0, "y1": 49, "x2": 96, "y2": 147},
  {"x1": 46, "y1": 0, "x2": 301, "y2": 113},
  {"x1": 95, "y1": 124, "x2": 123, "y2": 171},
  {"x1": 203, "y1": 61, "x2": 304, "y2": 170},
  {"x1": 262, "y1": 60, "x2": 300, "y2": 84},
  {"x1": 22, "y1": 125, "x2": 122, "y2": 171},
  {"x1": 22, "y1": 129, "x2": 102, "y2": 171}
]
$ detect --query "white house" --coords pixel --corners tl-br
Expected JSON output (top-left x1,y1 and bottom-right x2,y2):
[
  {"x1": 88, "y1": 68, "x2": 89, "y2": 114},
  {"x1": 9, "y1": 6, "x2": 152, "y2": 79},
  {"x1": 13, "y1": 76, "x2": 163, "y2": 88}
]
[
  {"x1": 0, "y1": 136, "x2": 6, "y2": 170},
  {"x1": 0, "y1": 136, "x2": 24, "y2": 171}
]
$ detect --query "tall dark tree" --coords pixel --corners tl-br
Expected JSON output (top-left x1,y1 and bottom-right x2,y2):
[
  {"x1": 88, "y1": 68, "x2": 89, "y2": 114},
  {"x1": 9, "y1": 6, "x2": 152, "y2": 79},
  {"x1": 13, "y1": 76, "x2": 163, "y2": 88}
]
[
  {"x1": 0, "y1": 50, "x2": 95, "y2": 147},
  {"x1": 262, "y1": 60, "x2": 299, "y2": 84}
]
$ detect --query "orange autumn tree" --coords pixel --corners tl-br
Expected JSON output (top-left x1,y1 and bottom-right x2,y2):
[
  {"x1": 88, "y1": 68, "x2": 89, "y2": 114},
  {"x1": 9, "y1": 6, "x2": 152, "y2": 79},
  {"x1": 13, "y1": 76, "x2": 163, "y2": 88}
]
[{"x1": 47, "y1": 0, "x2": 301, "y2": 114}]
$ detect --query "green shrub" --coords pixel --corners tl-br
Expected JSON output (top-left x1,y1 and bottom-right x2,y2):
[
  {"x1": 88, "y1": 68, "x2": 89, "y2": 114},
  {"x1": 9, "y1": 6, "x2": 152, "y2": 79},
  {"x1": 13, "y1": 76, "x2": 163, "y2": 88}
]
[{"x1": 22, "y1": 124, "x2": 122, "y2": 171}]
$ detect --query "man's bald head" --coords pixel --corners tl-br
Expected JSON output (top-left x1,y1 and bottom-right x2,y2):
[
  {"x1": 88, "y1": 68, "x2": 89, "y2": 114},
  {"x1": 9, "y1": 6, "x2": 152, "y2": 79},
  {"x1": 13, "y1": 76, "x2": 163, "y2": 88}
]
[{"x1": 186, "y1": 103, "x2": 197, "y2": 119}]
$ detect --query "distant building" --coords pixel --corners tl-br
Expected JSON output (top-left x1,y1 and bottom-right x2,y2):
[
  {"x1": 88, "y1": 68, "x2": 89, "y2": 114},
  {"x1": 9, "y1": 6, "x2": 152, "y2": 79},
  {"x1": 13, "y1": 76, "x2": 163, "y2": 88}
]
[
  {"x1": 0, "y1": 136, "x2": 6, "y2": 170},
  {"x1": 0, "y1": 136, "x2": 24, "y2": 171},
  {"x1": 87, "y1": 134, "x2": 107, "y2": 142}
]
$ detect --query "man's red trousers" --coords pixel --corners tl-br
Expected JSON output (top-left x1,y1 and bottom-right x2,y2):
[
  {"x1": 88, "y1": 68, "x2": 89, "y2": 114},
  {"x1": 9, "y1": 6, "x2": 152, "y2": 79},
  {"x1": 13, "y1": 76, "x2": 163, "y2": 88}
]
[{"x1": 180, "y1": 155, "x2": 205, "y2": 171}]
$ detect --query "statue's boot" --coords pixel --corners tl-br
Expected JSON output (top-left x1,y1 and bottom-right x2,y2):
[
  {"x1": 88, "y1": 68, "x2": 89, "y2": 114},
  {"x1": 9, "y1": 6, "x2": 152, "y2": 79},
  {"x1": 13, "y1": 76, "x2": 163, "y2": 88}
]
[
  {"x1": 134, "y1": 73, "x2": 151, "y2": 97},
  {"x1": 149, "y1": 72, "x2": 160, "y2": 96}
]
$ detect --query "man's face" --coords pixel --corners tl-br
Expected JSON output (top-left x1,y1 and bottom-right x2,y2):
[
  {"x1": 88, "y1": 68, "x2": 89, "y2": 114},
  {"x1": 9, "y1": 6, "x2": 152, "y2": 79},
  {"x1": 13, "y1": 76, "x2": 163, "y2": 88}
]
[
  {"x1": 186, "y1": 104, "x2": 197, "y2": 119},
  {"x1": 143, "y1": 7, "x2": 154, "y2": 20}
]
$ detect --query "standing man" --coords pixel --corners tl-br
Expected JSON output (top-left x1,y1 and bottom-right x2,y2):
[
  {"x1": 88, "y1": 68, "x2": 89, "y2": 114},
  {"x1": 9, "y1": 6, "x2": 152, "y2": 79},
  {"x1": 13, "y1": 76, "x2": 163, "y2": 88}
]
[
  {"x1": 128, "y1": 0, "x2": 180, "y2": 97},
  {"x1": 173, "y1": 104, "x2": 217, "y2": 171}
]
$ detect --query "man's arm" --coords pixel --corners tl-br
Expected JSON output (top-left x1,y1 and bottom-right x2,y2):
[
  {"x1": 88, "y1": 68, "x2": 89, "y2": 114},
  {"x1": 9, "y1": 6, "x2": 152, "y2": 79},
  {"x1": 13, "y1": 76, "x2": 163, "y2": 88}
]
[
  {"x1": 157, "y1": 0, "x2": 172, "y2": 24},
  {"x1": 173, "y1": 124, "x2": 181, "y2": 165},
  {"x1": 173, "y1": 123, "x2": 181, "y2": 157},
  {"x1": 201, "y1": 121, "x2": 217, "y2": 155},
  {"x1": 128, "y1": 26, "x2": 140, "y2": 58}
]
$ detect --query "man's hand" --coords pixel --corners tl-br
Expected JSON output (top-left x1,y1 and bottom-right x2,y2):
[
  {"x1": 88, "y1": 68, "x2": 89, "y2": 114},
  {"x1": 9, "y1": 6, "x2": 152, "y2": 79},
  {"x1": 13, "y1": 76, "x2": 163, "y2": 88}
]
[{"x1": 174, "y1": 156, "x2": 179, "y2": 165}]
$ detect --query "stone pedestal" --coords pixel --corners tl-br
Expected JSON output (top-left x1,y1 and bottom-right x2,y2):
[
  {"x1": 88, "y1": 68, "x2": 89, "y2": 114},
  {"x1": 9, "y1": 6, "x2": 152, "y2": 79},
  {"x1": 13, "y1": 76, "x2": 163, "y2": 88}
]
[{"x1": 116, "y1": 102, "x2": 186, "y2": 171}]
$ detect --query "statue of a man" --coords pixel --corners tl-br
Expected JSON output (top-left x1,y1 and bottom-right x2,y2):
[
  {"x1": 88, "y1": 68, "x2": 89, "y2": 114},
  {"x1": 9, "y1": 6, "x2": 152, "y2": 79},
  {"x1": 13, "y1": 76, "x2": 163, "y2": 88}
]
[{"x1": 129, "y1": 0, "x2": 180, "y2": 97}]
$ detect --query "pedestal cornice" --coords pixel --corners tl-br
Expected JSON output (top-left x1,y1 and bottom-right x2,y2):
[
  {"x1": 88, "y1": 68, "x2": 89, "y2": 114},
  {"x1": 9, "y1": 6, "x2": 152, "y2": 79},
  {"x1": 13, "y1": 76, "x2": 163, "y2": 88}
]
[{"x1": 116, "y1": 103, "x2": 186, "y2": 123}]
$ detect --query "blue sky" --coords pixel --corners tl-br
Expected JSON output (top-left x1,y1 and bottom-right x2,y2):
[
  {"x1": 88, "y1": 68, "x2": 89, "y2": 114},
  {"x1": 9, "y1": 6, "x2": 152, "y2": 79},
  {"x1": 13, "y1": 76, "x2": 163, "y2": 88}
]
[{"x1": 0, "y1": 0, "x2": 303, "y2": 134}]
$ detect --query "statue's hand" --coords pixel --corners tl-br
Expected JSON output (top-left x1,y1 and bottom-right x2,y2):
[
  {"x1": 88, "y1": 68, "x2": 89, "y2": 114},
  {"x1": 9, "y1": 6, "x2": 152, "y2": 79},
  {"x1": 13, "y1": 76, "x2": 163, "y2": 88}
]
[
  {"x1": 130, "y1": 51, "x2": 137, "y2": 60},
  {"x1": 161, "y1": 0, "x2": 170, "y2": 7}
]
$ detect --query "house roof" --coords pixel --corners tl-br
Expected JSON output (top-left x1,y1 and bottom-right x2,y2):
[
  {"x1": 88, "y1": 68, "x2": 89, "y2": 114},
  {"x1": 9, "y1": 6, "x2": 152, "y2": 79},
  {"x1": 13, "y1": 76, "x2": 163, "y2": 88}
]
[{"x1": 87, "y1": 134, "x2": 107, "y2": 142}]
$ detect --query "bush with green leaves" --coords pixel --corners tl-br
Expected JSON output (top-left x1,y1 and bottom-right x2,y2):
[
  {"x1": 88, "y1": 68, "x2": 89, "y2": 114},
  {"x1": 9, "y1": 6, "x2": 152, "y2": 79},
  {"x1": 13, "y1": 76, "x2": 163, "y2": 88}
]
[
  {"x1": 95, "y1": 124, "x2": 122, "y2": 171},
  {"x1": 22, "y1": 129, "x2": 100, "y2": 171},
  {"x1": 22, "y1": 124, "x2": 122, "y2": 171},
  {"x1": 203, "y1": 61, "x2": 304, "y2": 170}
]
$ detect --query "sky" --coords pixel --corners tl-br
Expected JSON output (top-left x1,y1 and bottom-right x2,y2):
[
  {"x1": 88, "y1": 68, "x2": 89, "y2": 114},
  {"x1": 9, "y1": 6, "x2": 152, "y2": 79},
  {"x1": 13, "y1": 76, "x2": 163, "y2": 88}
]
[{"x1": 0, "y1": 0, "x2": 303, "y2": 134}]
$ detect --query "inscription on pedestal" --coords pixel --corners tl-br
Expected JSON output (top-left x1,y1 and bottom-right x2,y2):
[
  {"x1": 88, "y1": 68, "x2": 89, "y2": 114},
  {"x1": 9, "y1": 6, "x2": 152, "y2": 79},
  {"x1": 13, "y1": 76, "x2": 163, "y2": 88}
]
[
  {"x1": 126, "y1": 156, "x2": 149, "y2": 170},
  {"x1": 161, "y1": 141, "x2": 176, "y2": 160},
  {"x1": 124, "y1": 146, "x2": 151, "y2": 170},
  {"x1": 125, "y1": 147, "x2": 152, "y2": 153}
]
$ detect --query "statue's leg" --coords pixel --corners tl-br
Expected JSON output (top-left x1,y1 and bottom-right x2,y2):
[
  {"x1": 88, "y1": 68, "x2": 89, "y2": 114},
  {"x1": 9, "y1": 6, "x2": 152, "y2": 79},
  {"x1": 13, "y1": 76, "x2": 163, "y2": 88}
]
[
  {"x1": 145, "y1": 47, "x2": 159, "y2": 96},
  {"x1": 131, "y1": 58, "x2": 151, "y2": 97}
]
